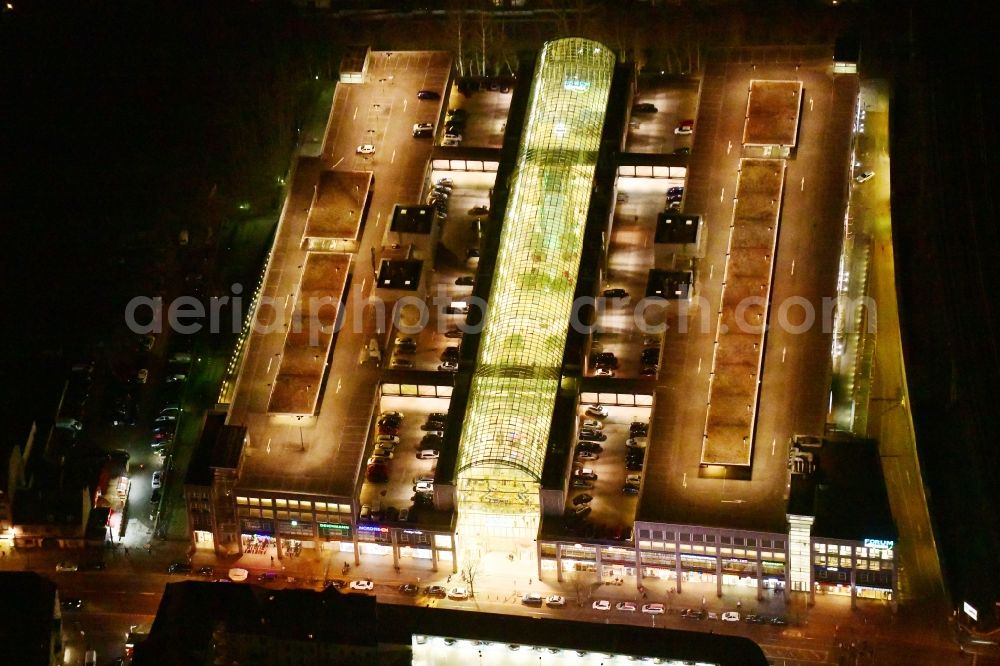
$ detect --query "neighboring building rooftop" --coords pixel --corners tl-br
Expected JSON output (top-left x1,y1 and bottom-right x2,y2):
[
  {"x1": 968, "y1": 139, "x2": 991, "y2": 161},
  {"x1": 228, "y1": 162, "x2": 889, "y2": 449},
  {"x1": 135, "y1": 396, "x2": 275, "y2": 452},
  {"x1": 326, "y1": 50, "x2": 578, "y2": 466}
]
[
  {"x1": 390, "y1": 204, "x2": 436, "y2": 234},
  {"x1": 376, "y1": 259, "x2": 423, "y2": 291},
  {"x1": 645, "y1": 269, "x2": 693, "y2": 300},
  {"x1": 789, "y1": 437, "x2": 896, "y2": 542},
  {"x1": 0, "y1": 572, "x2": 58, "y2": 666},
  {"x1": 304, "y1": 170, "x2": 372, "y2": 241},
  {"x1": 267, "y1": 252, "x2": 351, "y2": 415},
  {"x1": 655, "y1": 212, "x2": 701, "y2": 245},
  {"x1": 742, "y1": 80, "x2": 803, "y2": 147},
  {"x1": 701, "y1": 159, "x2": 785, "y2": 467},
  {"x1": 134, "y1": 581, "x2": 769, "y2": 666}
]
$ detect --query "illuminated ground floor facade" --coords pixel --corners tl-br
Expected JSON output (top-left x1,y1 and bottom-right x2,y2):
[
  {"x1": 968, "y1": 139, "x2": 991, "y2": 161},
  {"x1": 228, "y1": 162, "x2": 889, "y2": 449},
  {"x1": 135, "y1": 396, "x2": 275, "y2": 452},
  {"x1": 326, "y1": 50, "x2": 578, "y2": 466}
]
[{"x1": 538, "y1": 519, "x2": 896, "y2": 607}]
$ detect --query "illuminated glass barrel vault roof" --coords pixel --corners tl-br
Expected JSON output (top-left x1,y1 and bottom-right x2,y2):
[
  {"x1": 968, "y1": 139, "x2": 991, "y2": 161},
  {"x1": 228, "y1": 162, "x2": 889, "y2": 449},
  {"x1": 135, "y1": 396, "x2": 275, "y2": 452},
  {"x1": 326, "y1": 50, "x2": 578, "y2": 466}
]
[{"x1": 455, "y1": 38, "x2": 613, "y2": 523}]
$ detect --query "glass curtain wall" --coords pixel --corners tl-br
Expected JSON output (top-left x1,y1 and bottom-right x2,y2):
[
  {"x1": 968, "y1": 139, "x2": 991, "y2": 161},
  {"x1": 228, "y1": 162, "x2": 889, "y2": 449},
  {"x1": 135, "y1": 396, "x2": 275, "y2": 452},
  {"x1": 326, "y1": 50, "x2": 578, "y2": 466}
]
[{"x1": 456, "y1": 38, "x2": 614, "y2": 544}]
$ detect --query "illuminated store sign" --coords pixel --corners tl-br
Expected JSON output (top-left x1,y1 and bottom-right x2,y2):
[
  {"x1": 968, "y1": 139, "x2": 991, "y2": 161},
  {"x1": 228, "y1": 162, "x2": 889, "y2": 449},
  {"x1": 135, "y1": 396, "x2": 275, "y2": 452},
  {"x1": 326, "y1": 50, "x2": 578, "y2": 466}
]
[
  {"x1": 358, "y1": 525, "x2": 388, "y2": 533},
  {"x1": 863, "y1": 539, "x2": 894, "y2": 550},
  {"x1": 319, "y1": 523, "x2": 350, "y2": 531}
]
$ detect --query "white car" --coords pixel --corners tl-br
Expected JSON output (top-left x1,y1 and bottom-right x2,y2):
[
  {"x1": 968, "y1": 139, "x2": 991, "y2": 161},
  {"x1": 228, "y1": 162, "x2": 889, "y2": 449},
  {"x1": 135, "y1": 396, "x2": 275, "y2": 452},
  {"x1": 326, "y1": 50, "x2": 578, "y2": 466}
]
[
  {"x1": 642, "y1": 603, "x2": 665, "y2": 614},
  {"x1": 151, "y1": 471, "x2": 162, "y2": 490},
  {"x1": 616, "y1": 601, "x2": 637, "y2": 612},
  {"x1": 417, "y1": 449, "x2": 439, "y2": 460},
  {"x1": 447, "y1": 586, "x2": 470, "y2": 600},
  {"x1": 721, "y1": 611, "x2": 741, "y2": 622},
  {"x1": 375, "y1": 435, "x2": 400, "y2": 445},
  {"x1": 546, "y1": 595, "x2": 566, "y2": 607},
  {"x1": 372, "y1": 446, "x2": 394, "y2": 458},
  {"x1": 444, "y1": 132, "x2": 463, "y2": 142},
  {"x1": 855, "y1": 170, "x2": 875, "y2": 183},
  {"x1": 414, "y1": 480, "x2": 434, "y2": 493},
  {"x1": 592, "y1": 600, "x2": 611, "y2": 611},
  {"x1": 55, "y1": 561, "x2": 78, "y2": 572},
  {"x1": 349, "y1": 579, "x2": 374, "y2": 591},
  {"x1": 581, "y1": 419, "x2": 603, "y2": 430},
  {"x1": 136, "y1": 368, "x2": 149, "y2": 384},
  {"x1": 585, "y1": 404, "x2": 608, "y2": 418},
  {"x1": 594, "y1": 367, "x2": 615, "y2": 377},
  {"x1": 442, "y1": 136, "x2": 461, "y2": 147},
  {"x1": 356, "y1": 144, "x2": 375, "y2": 155}
]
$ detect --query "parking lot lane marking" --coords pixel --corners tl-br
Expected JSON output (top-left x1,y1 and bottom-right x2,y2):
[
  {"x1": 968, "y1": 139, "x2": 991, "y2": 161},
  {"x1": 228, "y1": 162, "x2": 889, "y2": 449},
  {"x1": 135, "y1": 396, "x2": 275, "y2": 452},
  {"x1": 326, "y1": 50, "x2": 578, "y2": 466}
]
[
  {"x1": 336, "y1": 378, "x2": 343, "y2": 394},
  {"x1": 353, "y1": 106, "x2": 358, "y2": 121},
  {"x1": 720, "y1": 187, "x2": 725, "y2": 203},
  {"x1": 791, "y1": 260, "x2": 796, "y2": 276},
  {"x1": 709, "y1": 264, "x2": 714, "y2": 280},
  {"x1": 727, "y1": 140, "x2": 732, "y2": 155},
  {"x1": 697, "y1": 357, "x2": 702, "y2": 374},
  {"x1": 392, "y1": 149, "x2": 396, "y2": 164},
  {"x1": 771, "y1": 438, "x2": 776, "y2": 456},
  {"x1": 809, "y1": 97, "x2": 814, "y2": 111},
  {"x1": 682, "y1": 472, "x2": 687, "y2": 488},
  {"x1": 782, "y1": 347, "x2": 787, "y2": 363},
  {"x1": 801, "y1": 176, "x2": 805, "y2": 191},
  {"x1": 266, "y1": 357, "x2": 273, "y2": 374}
]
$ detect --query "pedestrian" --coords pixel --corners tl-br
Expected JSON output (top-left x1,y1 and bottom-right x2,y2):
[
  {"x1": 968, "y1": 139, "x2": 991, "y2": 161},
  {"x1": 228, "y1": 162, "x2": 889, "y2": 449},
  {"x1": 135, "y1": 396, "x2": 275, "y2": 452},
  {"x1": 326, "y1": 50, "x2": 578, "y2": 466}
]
[
  {"x1": 528, "y1": 578, "x2": 532, "y2": 585},
  {"x1": 270, "y1": 556, "x2": 274, "y2": 564},
  {"x1": 447, "y1": 575, "x2": 451, "y2": 583}
]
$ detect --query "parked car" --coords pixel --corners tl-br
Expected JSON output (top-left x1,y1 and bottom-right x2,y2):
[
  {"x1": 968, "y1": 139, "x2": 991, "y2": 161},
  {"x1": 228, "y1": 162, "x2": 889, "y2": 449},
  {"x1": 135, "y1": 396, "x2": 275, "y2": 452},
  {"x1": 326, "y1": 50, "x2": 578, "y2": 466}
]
[
  {"x1": 447, "y1": 586, "x2": 470, "y2": 600},
  {"x1": 55, "y1": 561, "x2": 78, "y2": 572},
  {"x1": 576, "y1": 442, "x2": 603, "y2": 454},
  {"x1": 633, "y1": 102, "x2": 658, "y2": 113},
  {"x1": 350, "y1": 579, "x2": 375, "y2": 591},
  {"x1": 581, "y1": 419, "x2": 603, "y2": 430},
  {"x1": 573, "y1": 468, "x2": 597, "y2": 481},
  {"x1": 412, "y1": 122, "x2": 434, "y2": 137},
  {"x1": 438, "y1": 361, "x2": 458, "y2": 372},
  {"x1": 642, "y1": 603, "x2": 665, "y2": 615},
  {"x1": 416, "y1": 90, "x2": 441, "y2": 100},
  {"x1": 579, "y1": 429, "x2": 607, "y2": 441},
  {"x1": 590, "y1": 351, "x2": 618, "y2": 368},
  {"x1": 601, "y1": 288, "x2": 630, "y2": 305},
  {"x1": 576, "y1": 451, "x2": 599, "y2": 461},
  {"x1": 151, "y1": 471, "x2": 162, "y2": 490},
  {"x1": 417, "y1": 449, "x2": 440, "y2": 460},
  {"x1": 592, "y1": 600, "x2": 611, "y2": 611},
  {"x1": 399, "y1": 583, "x2": 419, "y2": 593},
  {"x1": 855, "y1": 170, "x2": 875, "y2": 183},
  {"x1": 521, "y1": 592, "x2": 543, "y2": 606},
  {"x1": 167, "y1": 562, "x2": 192, "y2": 574},
  {"x1": 572, "y1": 493, "x2": 593, "y2": 505},
  {"x1": 546, "y1": 595, "x2": 566, "y2": 607},
  {"x1": 616, "y1": 601, "x2": 637, "y2": 612},
  {"x1": 425, "y1": 585, "x2": 447, "y2": 597},
  {"x1": 356, "y1": 144, "x2": 375, "y2": 155},
  {"x1": 674, "y1": 119, "x2": 694, "y2": 135},
  {"x1": 721, "y1": 611, "x2": 741, "y2": 622},
  {"x1": 455, "y1": 276, "x2": 475, "y2": 286},
  {"x1": 571, "y1": 478, "x2": 594, "y2": 489}
]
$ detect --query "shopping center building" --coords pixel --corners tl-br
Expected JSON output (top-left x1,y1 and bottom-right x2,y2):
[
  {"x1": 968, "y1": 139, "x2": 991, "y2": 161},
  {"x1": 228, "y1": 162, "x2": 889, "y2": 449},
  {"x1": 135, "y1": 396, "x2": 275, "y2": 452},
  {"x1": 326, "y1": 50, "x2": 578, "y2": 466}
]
[{"x1": 184, "y1": 39, "x2": 898, "y2": 607}]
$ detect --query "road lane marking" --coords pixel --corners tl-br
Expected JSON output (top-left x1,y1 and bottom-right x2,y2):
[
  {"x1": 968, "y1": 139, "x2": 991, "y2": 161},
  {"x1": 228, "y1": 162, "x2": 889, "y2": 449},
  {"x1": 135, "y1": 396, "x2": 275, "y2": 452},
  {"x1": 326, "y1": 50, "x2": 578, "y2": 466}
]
[
  {"x1": 720, "y1": 187, "x2": 725, "y2": 203},
  {"x1": 353, "y1": 106, "x2": 358, "y2": 121},
  {"x1": 391, "y1": 149, "x2": 396, "y2": 163},
  {"x1": 809, "y1": 97, "x2": 813, "y2": 111},
  {"x1": 709, "y1": 264, "x2": 714, "y2": 280},
  {"x1": 782, "y1": 347, "x2": 787, "y2": 363},
  {"x1": 682, "y1": 472, "x2": 687, "y2": 488},
  {"x1": 727, "y1": 140, "x2": 732, "y2": 155},
  {"x1": 697, "y1": 357, "x2": 702, "y2": 374},
  {"x1": 790, "y1": 260, "x2": 796, "y2": 276},
  {"x1": 771, "y1": 438, "x2": 776, "y2": 455},
  {"x1": 801, "y1": 176, "x2": 805, "y2": 191},
  {"x1": 336, "y1": 378, "x2": 343, "y2": 394}
]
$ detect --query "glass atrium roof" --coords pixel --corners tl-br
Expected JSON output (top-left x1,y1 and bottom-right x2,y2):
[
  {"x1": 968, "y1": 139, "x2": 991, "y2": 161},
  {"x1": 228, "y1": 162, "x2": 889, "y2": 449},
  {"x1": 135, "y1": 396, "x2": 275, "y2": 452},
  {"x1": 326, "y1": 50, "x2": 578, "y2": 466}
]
[{"x1": 456, "y1": 38, "x2": 614, "y2": 491}]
